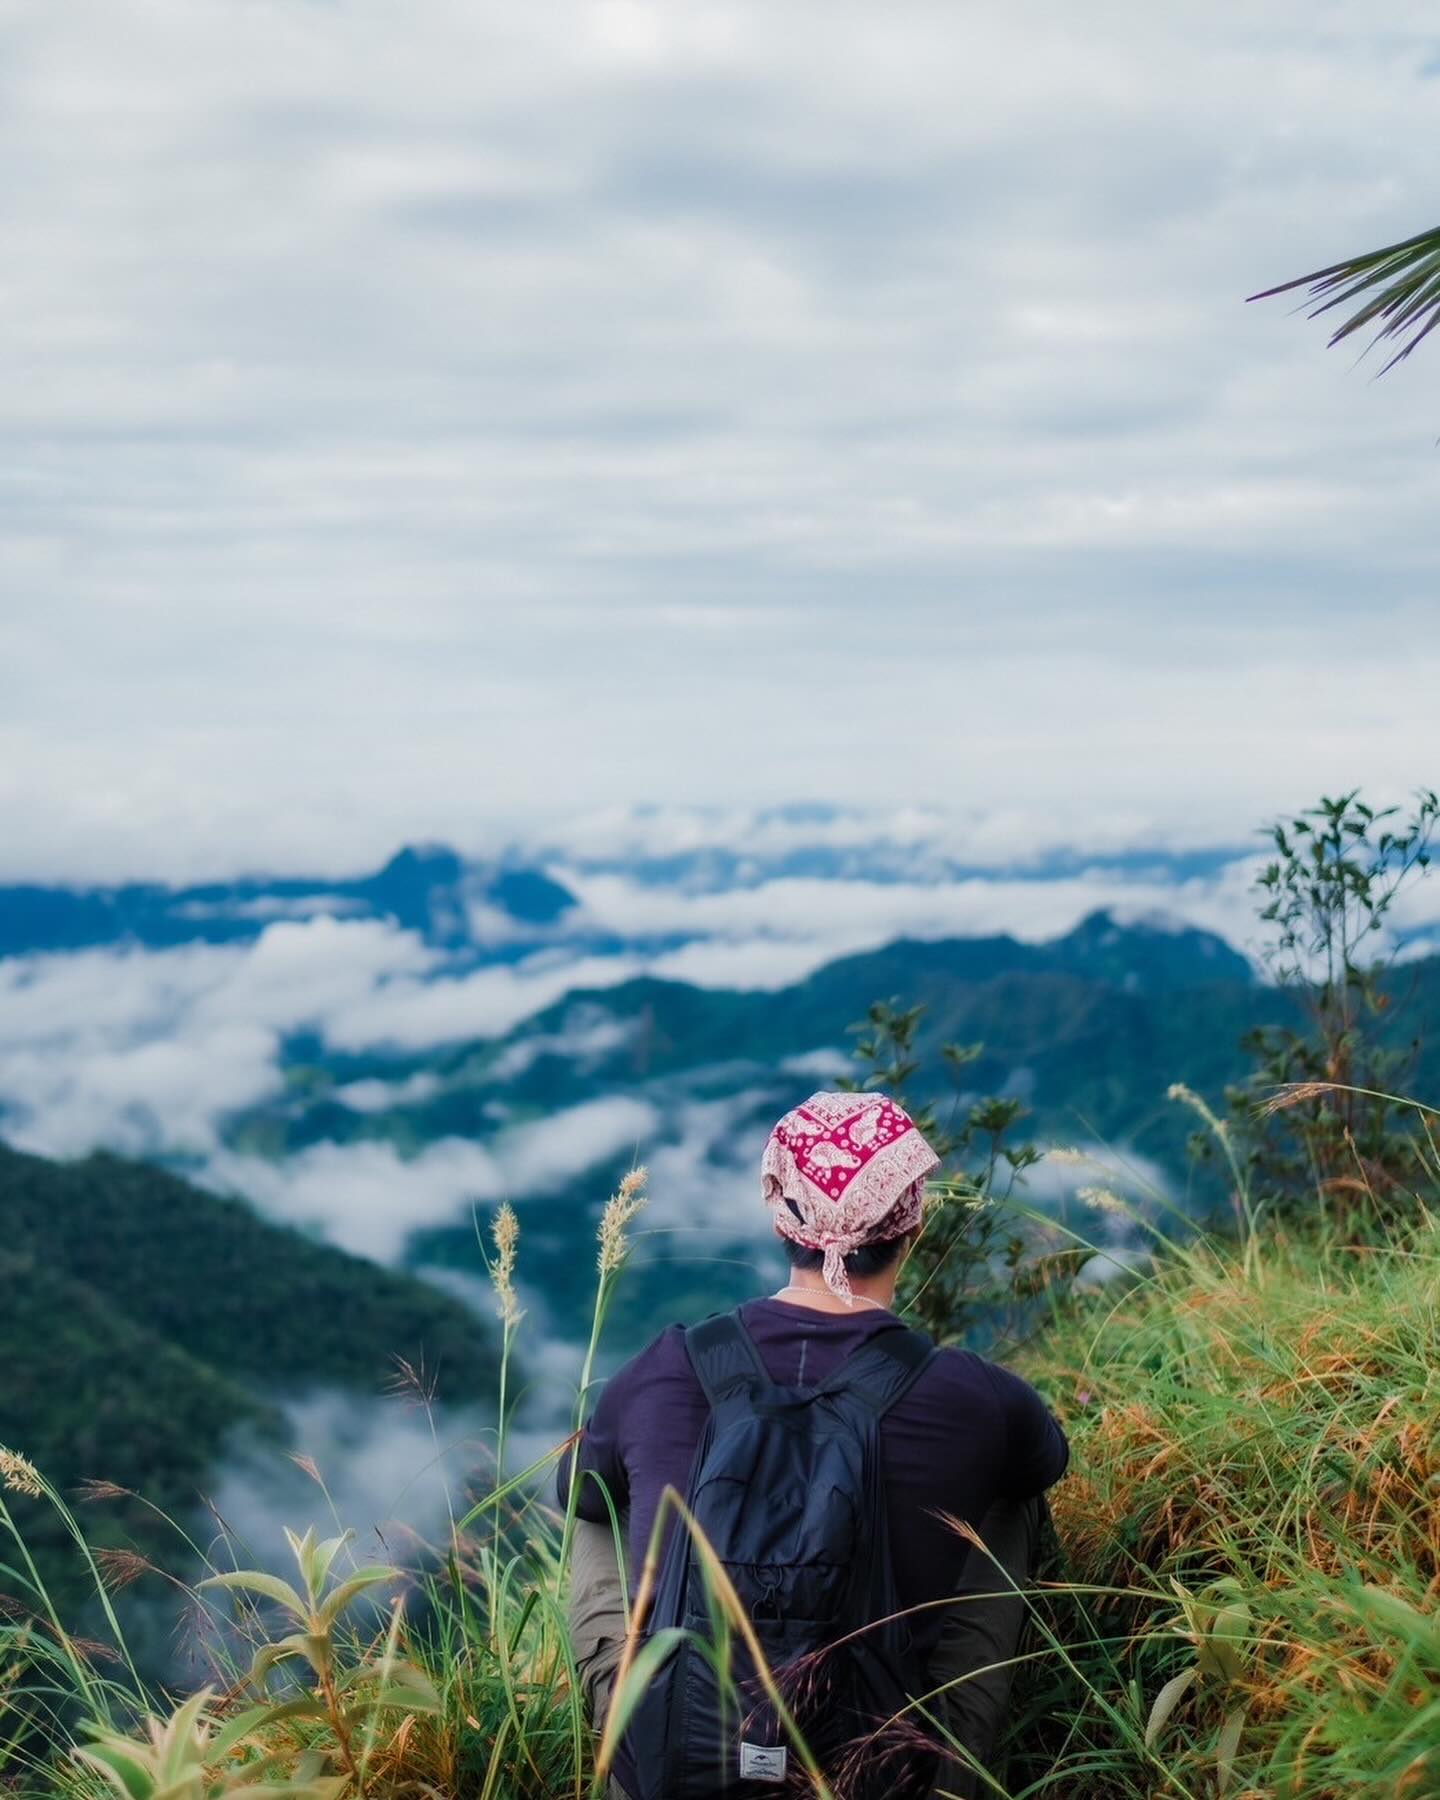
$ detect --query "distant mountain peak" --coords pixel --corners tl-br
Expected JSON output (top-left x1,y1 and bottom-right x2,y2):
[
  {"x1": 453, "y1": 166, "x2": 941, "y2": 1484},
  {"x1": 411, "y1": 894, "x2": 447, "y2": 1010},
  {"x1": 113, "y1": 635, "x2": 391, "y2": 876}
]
[
  {"x1": 375, "y1": 843, "x2": 465, "y2": 882},
  {"x1": 1052, "y1": 908, "x2": 1252, "y2": 989},
  {"x1": 483, "y1": 866, "x2": 576, "y2": 926}
]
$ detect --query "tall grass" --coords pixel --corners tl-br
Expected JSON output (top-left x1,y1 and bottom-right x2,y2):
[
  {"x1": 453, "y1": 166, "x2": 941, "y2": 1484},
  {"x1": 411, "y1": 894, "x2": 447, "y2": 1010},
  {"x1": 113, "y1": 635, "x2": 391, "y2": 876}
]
[
  {"x1": 2, "y1": 1128, "x2": 1438, "y2": 1800},
  {"x1": 999, "y1": 1104, "x2": 1440, "y2": 1799}
]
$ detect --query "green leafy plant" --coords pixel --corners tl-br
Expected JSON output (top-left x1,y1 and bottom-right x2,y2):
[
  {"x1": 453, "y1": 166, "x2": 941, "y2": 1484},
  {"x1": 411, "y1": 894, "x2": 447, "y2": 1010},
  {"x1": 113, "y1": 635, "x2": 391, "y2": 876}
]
[
  {"x1": 199, "y1": 1527, "x2": 438, "y2": 1795},
  {"x1": 1227, "y1": 788, "x2": 1438, "y2": 1224},
  {"x1": 73, "y1": 1687, "x2": 337, "y2": 1800},
  {"x1": 1144, "y1": 1577, "x2": 1255, "y2": 1796},
  {"x1": 841, "y1": 997, "x2": 1049, "y2": 1342}
]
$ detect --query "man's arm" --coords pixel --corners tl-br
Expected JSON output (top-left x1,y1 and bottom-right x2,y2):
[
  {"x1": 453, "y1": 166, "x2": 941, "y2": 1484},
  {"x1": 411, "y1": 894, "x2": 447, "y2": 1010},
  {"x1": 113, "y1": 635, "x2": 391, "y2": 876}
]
[
  {"x1": 982, "y1": 1360, "x2": 1069, "y2": 1498},
  {"x1": 928, "y1": 1363, "x2": 1066, "y2": 1797},
  {"x1": 556, "y1": 1360, "x2": 634, "y2": 1521},
  {"x1": 558, "y1": 1342, "x2": 664, "y2": 1746}
]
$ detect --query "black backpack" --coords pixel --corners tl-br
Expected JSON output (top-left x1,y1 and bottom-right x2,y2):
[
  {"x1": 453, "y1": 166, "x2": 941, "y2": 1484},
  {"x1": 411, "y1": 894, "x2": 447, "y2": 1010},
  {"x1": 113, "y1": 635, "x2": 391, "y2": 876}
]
[{"x1": 621, "y1": 1308, "x2": 940, "y2": 1799}]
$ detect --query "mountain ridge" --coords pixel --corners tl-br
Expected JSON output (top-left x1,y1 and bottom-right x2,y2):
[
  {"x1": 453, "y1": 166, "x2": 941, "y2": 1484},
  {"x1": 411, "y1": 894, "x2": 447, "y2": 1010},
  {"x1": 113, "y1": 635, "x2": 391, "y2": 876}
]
[{"x1": 0, "y1": 844, "x2": 578, "y2": 956}]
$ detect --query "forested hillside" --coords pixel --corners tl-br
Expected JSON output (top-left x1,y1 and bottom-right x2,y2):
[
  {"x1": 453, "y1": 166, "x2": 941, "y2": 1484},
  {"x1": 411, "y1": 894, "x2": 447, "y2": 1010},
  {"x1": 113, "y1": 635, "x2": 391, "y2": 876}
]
[{"x1": 0, "y1": 1142, "x2": 498, "y2": 1610}]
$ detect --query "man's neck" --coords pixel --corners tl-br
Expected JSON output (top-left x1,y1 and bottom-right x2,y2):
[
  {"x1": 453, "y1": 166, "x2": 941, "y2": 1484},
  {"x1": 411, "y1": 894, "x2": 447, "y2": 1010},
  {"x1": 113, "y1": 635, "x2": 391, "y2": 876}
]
[{"x1": 773, "y1": 1271, "x2": 898, "y2": 1314}]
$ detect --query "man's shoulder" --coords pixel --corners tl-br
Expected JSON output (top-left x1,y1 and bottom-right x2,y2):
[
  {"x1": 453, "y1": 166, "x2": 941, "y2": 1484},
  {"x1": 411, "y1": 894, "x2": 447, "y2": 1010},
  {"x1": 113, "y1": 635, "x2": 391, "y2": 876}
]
[
  {"x1": 914, "y1": 1342, "x2": 1015, "y2": 1407},
  {"x1": 602, "y1": 1321, "x2": 697, "y2": 1396},
  {"x1": 615, "y1": 1306, "x2": 771, "y2": 1381},
  {"x1": 924, "y1": 1343, "x2": 1057, "y2": 1423}
]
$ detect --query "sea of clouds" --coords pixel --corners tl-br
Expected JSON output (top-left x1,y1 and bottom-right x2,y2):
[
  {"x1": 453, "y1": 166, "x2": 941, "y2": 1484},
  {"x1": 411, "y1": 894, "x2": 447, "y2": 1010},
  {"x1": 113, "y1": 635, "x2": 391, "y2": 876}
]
[
  {"x1": 0, "y1": 848, "x2": 1271, "y2": 1147},
  {"x1": 6, "y1": 826, "x2": 1440, "y2": 1271}
]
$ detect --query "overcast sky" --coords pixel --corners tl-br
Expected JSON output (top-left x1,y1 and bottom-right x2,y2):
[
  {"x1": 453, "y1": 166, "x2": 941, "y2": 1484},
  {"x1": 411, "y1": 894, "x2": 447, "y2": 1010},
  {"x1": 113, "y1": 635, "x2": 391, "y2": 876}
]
[{"x1": 3, "y1": 0, "x2": 1438, "y2": 882}]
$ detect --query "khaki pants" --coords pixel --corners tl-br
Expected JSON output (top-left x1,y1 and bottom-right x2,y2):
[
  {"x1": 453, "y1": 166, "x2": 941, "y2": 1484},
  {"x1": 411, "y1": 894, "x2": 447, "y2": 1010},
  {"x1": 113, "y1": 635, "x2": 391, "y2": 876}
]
[{"x1": 568, "y1": 1496, "x2": 1043, "y2": 1800}]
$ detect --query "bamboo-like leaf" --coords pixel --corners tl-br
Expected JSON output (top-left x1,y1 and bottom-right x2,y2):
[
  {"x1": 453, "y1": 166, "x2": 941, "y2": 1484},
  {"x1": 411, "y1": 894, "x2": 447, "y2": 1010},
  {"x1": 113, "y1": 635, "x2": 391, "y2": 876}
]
[
  {"x1": 1215, "y1": 1703, "x2": 1247, "y2": 1794},
  {"x1": 291, "y1": 1749, "x2": 330, "y2": 1783},
  {"x1": 207, "y1": 1698, "x2": 326, "y2": 1762},
  {"x1": 284, "y1": 1527, "x2": 319, "y2": 1599},
  {"x1": 453, "y1": 1441, "x2": 566, "y2": 1534},
  {"x1": 1144, "y1": 1666, "x2": 1198, "y2": 1748},
  {"x1": 309, "y1": 1532, "x2": 354, "y2": 1595},
  {"x1": 248, "y1": 1631, "x2": 325, "y2": 1686},
  {"x1": 1207, "y1": 1596, "x2": 1253, "y2": 1685},
  {"x1": 157, "y1": 1690, "x2": 213, "y2": 1784},
  {"x1": 202, "y1": 1703, "x2": 271, "y2": 1763},
  {"x1": 221, "y1": 1789, "x2": 325, "y2": 1800},
  {"x1": 375, "y1": 1682, "x2": 441, "y2": 1714},
  {"x1": 315, "y1": 1565, "x2": 395, "y2": 1631},
  {"x1": 199, "y1": 1570, "x2": 307, "y2": 1621},
  {"x1": 340, "y1": 1663, "x2": 441, "y2": 1711},
  {"x1": 344, "y1": 1660, "x2": 440, "y2": 1709},
  {"x1": 72, "y1": 1743, "x2": 155, "y2": 1800},
  {"x1": 338, "y1": 1685, "x2": 441, "y2": 1737},
  {"x1": 149, "y1": 1775, "x2": 203, "y2": 1800},
  {"x1": 1249, "y1": 225, "x2": 1440, "y2": 373}
]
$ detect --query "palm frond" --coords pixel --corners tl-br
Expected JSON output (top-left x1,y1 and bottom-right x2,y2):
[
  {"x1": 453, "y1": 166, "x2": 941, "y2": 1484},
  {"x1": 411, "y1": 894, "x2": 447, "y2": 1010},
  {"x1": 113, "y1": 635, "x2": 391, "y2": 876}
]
[{"x1": 1248, "y1": 224, "x2": 1440, "y2": 373}]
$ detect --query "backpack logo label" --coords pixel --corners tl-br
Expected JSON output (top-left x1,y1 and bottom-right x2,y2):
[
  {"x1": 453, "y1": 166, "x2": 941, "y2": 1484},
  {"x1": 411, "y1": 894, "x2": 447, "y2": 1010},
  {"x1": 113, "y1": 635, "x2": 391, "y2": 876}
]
[{"x1": 739, "y1": 1742, "x2": 788, "y2": 1781}]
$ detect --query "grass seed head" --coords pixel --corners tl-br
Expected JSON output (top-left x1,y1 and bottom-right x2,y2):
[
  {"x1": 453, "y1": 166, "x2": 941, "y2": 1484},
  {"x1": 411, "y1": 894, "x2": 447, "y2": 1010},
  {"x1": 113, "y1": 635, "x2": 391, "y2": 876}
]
[
  {"x1": 0, "y1": 1448, "x2": 43, "y2": 1500},
  {"x1": 1076, "y1": 1184, "x2": 1134, "y2": 1216},
  {"x1": 598, "y1": 1166, "x2": 648, "y2": 1275},
  {"x1": 490, "y1": 1202, "x2": 523, "y2": 1327},
  {"x1": 1168, "y1": 1081, "x2": 1231, "y2": 1141},
  {"x1": 387, "y1": 1354, "x2": 438, "y2": 1408},
  {"x1": 1261, "y1": 1081, "x2": 1336, "y2": 1116},
  {"x1": 95, "y1": 1548, "x2": 154, "y2": 1593},
  {"x1": 75, "y1": 1478, "x2": 130, "y2": 1502}
]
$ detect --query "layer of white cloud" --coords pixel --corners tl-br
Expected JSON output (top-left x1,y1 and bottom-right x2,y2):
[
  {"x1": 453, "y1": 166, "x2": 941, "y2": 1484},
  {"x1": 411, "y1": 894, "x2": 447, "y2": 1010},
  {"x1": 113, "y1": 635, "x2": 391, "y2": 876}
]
[
  {"x1": 203, "y1": 1094, "x2": 657, "y2": 1261},
  {"x1": 495, "y1": 1093, "x2": 656, "y2": 1198},
  {"x1": 778, "y1": 1047, "x2": 853, "y2": 1081},
  {"x1": 559, "y1": 862, "x2": 1284, "y2": 989},
  {"x1": 0, "y1": 918, "x2": 436, "y2": 1155},
  {"x1": 205, "y1": 1139, "x2": 499, "y2": 1263},
  {"x1": 208, "y1": 1392, "x2": 495, "y2": 1602},
  {"x1": 0, "y1": 941, "x2": 278, "y2": 1157},
  {"x1": 334, "y1": 1072, "x2": 443, "y2": 1113},
  {"x1": 488, "y1": 1005, "x2": 638, "y2": 1080},
  {"x1": 321, "y1": 952, "x2": 643, "y2": 1052},
  {"x1": 524, "y1": 803, "x2": 1224, "y2": 875}
]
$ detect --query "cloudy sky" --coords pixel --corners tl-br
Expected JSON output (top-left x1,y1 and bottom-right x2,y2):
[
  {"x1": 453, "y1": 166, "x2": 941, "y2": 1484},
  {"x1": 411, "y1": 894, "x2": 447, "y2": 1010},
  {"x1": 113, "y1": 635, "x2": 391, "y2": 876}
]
[{"x1": 3, "y1": 0, "x2": 1438, "y2": 883}]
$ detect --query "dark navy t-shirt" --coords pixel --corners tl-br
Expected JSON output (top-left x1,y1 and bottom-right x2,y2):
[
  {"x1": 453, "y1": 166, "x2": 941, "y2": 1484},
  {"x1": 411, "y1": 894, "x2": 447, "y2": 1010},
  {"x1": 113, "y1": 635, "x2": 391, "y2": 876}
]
[{"x1": 560, "y1": 1296, "x2": 1068, "y2": 1653}]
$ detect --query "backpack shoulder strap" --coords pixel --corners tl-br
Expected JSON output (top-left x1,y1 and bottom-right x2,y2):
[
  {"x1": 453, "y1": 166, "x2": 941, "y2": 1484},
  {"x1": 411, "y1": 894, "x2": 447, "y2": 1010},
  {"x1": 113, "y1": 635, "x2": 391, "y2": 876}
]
[
  {"x1": 818, "y1": 1325, "x2": 936, "y2": 1418},
  {"x1": 684, "y1": 1309, "x2": 770, "y2": 1409}
]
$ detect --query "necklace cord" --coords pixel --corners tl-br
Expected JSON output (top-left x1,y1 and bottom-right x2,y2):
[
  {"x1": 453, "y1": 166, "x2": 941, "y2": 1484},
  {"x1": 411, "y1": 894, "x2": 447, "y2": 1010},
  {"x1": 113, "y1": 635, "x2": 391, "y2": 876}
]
[{"x1": 771, "y1": 1284, "x2": 889, "y2": 1313}]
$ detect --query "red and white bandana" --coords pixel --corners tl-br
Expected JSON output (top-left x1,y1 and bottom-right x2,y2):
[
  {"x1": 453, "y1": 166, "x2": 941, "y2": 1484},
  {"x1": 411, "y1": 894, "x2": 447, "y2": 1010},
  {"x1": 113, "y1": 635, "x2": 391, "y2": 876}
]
[{"x1": 761, "y1": 1090, "x2": 940, "y2": 1302}]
